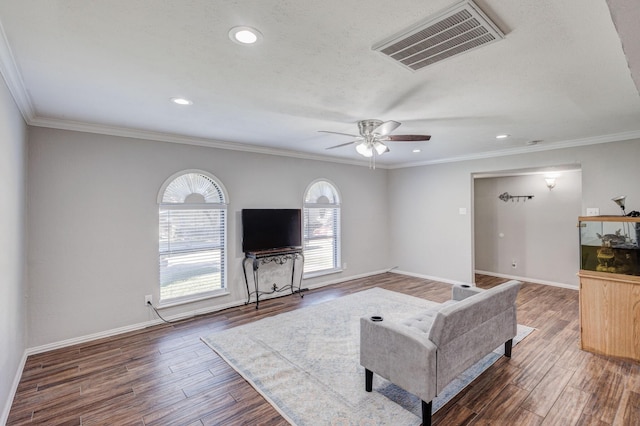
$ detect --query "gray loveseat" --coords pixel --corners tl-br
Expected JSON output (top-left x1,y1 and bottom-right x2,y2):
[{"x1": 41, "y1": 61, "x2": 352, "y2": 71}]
[{"x1": 360, "y1": 280, "x2": 522, "y2": 426}]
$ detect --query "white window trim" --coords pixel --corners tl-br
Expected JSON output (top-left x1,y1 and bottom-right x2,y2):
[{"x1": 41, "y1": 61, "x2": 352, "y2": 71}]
[
  {"x1": 156, "y1": 288, "x2": 229, "y2": 309},
  {"x1": 303, "y1": 267, "x2": 343, "y2": 279}
]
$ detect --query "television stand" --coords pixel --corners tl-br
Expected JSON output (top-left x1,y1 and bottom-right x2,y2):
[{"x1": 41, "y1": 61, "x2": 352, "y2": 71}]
[{"x1": 242, "y1": 248, "x2": 304, "y2": 309}]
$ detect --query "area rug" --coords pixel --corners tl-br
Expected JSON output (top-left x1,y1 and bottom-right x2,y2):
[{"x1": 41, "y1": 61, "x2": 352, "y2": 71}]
[{"x1": 202, "y1": 287, "x2": 533, "y2": 425}]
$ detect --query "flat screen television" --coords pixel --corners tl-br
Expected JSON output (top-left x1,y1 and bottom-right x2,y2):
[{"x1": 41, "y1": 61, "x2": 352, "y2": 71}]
[{"x1": 242, "y1": 209, "x2": 302, "y2": 253}]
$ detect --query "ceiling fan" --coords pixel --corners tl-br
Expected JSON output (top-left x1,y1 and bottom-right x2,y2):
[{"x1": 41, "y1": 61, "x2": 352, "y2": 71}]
[{"x1": 320, "y1": 119, "x2": 431, "y2": 162}]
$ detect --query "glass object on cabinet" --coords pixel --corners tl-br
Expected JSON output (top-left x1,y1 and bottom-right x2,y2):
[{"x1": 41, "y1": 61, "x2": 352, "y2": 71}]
[{"x1": 579, "y1": 217, "x2": 640, "y2": 276}]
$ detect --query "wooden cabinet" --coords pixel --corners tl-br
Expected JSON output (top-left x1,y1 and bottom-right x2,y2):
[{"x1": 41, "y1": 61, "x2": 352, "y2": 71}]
[
  {"x1": 578, "y1": 216, "x2": 640, "y2": 361},
  {"x1": 579, "y1": 271, "x2": 640, "y2": 361}
]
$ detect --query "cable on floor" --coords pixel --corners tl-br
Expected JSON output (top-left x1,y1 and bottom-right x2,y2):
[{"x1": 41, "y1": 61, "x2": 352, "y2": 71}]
[{"x1": 147, "y1": 301, "x2": 174, "y2": 325}]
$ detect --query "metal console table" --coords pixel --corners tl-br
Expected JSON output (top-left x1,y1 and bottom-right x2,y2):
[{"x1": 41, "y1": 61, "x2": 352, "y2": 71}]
[{"x1": 242, "y1": 248, "x2": 304, "y2": 309}]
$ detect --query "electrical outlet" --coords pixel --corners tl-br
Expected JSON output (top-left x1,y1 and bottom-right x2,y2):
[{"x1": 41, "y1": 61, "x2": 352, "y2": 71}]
[
  {"x1": 586, "y1": 208, "x2": 600, "y2": 216},
  {"x1": 144, "y1": 294, "x2": 152, "y2": 306}
]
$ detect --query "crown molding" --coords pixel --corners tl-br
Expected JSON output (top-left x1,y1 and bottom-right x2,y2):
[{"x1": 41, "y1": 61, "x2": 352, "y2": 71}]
[
  {"x1": 21, "y1": 113, "x2": 640, "y2": 173},
  {"x1": 27, "y1": 115, "x2": 640, "y2": 171},
  {"x1": 389, "y1": 130, "x2": 640, "y2": 169},
  {"x1": 29, "y1": 115, "x2": 381, "y2": 169},
  {"x1": 0, "y1": 18, "x2": 35, "y2": 122}
]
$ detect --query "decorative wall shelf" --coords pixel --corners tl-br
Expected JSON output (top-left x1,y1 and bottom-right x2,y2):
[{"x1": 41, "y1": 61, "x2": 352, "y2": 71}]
[{"x1": 498, "y1": 192, "x2": 534, "y2": 202}]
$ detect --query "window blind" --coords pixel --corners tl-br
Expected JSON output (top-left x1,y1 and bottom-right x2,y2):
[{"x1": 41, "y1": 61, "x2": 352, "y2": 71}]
[
  {"x1": 159, "y1": 206, "x2": 226, "y2": 301},
  {"x1": 303, "y1": 207, "x2": 340, "y2": 274}
]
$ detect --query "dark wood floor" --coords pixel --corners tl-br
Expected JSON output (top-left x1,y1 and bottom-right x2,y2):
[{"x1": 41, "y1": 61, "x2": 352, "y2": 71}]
[{"x1": 7, "y1": 273, "x2": 640, "y2": 425}]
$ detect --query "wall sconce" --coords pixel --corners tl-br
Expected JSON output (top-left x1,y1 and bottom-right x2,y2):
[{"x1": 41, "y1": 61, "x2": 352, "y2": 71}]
[{"x1": 544, "y1": 177, "x2": 556, "y2": 189}]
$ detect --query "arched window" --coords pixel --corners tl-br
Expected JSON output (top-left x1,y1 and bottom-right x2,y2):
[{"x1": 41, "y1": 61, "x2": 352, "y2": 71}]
[
  {"x1": 303, "y1": 179, "x2": 341, "y2": 277},
  {"x1": 158, "y1": 171, "x2": 228, "y2": 303}
]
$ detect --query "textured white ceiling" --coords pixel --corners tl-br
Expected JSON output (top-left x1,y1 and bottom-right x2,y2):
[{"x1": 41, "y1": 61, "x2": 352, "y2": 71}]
[{"x1": 0, "y1": 0, "x2": 639, "y2": 167}]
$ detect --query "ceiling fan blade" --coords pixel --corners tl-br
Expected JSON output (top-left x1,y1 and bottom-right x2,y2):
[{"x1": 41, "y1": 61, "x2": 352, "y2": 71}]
[
  {"x1": 382, "y1": 134, "x2": 432, "y2": 141},
  {"x1": 318, "y1": 130, "x2": 359, "y2": 138},
  {"x1": 326, "y1": 140, "x2": 359, "y2": 150},
  {"x1": 372, "y1": 120, "x2": 401, "y2": 136}
]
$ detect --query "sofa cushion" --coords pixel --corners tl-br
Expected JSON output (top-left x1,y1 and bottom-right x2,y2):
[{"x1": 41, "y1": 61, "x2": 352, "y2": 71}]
[{"x1": 401, "y1": 300, "x2": 457, "y2": 335}]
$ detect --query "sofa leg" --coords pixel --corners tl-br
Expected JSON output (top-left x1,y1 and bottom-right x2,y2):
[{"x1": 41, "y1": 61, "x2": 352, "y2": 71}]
[
  {"x1": 365, "y1": 369, "x2": 373, "y2": 392},
  {"x1": 422, "y1": 400, "x2": 432, "y2": 426},
  {"x1": 505, "y1": 339, "x2": 513, "y2": 357}
]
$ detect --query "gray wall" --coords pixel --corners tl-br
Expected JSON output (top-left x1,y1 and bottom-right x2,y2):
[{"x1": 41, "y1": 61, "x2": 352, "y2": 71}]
[
  {"x1": 474, "y1": 171, "x2": 582, "y2": 286},
  {"x1": 26, "y1": 127, "x2": 391, "y2": 347},
  {"x1": 0, "y1": 78, "x2": 27, "y2": 422},
  {"x1": 388, "y1": 160, "x2": 476, "y2": 283},
  {"x1": 389, "y1": 139, "x2": 640, "y2": 285}
]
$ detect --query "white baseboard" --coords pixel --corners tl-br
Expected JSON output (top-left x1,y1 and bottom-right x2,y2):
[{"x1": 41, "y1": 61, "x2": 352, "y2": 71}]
[
  {"x1": 474, "y1": 270, "x2": 578, "y2": 290},
  {"x1": 26, "y1": 298, "x2": 249, "y2": 356},
  {"x1": 2, "y1": 350, "x2": 28, "y2": 426},
  {"x1": 390, "y1": 268, "x2": 579, "y2": 290},
  {"x1": 390, "y1": 269, "x2": 469, "y2": 286},
  {"x1": 25, "y1": 269, "x2": 390, "y2": 356},
  {"x1": 304, "y1": 269, "x2": 391, "y2": 290}
]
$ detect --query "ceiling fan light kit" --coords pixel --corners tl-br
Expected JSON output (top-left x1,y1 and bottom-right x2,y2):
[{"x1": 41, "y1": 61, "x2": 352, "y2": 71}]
[
  {"x1": 355, "y1": 140, "x2": 389, "y2": 158},
  {"x1": 320, "y1": 119, "x2": 431, "y2": 167},
  {"x1": 355, "y1": 142, "x2": 372, "y2": 157}
]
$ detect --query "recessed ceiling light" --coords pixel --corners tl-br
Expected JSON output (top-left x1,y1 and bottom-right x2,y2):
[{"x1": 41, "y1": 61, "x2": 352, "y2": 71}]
[
  {"x1": 496, "y1": 134, "x2": 510, "y2": 139},
  {"x1": 171, "y1": 97, "x2": 192, "y2": 105},
  {"x1": 229, "y1": 26, "x2": 263, "y2": 45},
  {"x1": 412, "y1": 149, "x2": 421, "y2": 153}
]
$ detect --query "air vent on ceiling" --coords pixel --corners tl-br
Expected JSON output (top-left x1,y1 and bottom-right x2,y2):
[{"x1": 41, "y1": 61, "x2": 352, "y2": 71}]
[{"x1": 372, "y1": 0, "x2": 504, "y2": 71}]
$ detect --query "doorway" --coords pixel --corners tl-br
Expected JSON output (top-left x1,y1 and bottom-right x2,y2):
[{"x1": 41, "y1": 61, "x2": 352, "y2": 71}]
[{"x1": 473, "y1": 167, "x2": 582, "y2": 287}]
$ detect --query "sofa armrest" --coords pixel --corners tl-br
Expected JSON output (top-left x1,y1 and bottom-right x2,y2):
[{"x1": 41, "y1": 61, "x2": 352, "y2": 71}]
[
  {"x1": 452, "y1": 284, "x2": 484, "y2": 301},
  {"x1": 360, "y1": 316, "x2": 438, "y2": 402}
]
